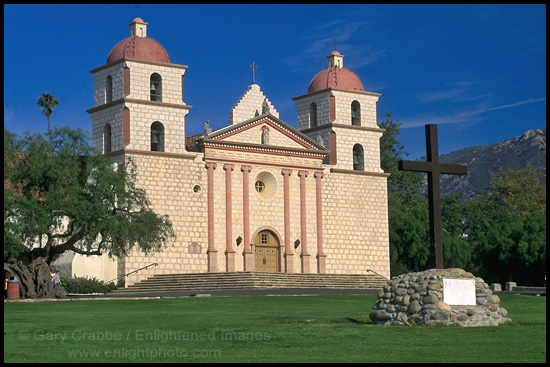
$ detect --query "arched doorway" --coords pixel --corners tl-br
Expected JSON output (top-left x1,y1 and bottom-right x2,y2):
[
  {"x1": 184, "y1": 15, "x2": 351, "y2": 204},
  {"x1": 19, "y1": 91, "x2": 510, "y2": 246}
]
[{"x1": 254, "y1": 230, "x2": 280, "y2": 272}]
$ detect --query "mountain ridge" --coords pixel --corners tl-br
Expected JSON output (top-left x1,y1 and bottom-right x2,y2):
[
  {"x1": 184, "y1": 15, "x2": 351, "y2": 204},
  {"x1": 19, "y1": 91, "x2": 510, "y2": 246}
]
[{"x1": 425, "y1": 129, "x2": 546, "y2": 198}]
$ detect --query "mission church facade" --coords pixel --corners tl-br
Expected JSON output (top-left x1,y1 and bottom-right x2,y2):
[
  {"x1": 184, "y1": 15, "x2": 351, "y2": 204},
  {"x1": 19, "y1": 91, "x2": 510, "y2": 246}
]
[{"x1": 82, "y1": 18, "x2": 390, "y2": 286}]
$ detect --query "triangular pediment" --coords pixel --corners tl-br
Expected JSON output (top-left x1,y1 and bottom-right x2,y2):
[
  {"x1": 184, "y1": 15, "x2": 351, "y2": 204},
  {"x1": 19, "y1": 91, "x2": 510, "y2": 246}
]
[{"x1": 200, "y1": 114, "x2": 328, "y2": 158}]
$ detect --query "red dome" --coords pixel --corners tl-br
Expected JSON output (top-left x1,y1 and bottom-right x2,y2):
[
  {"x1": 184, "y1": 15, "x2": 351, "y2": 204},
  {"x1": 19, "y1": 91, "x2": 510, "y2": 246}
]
[
  {"x1": 106, "y1": 36, "x2": 170, "y2": 64},
  {"x1": 308, "y1": 67, "x2": 364, "y2": 94}
]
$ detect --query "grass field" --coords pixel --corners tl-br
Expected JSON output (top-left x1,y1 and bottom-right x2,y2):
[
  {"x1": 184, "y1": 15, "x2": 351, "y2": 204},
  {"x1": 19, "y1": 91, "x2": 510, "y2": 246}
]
[{"x1": 3, "y1": 294, "x2": 546, "y2": 363}]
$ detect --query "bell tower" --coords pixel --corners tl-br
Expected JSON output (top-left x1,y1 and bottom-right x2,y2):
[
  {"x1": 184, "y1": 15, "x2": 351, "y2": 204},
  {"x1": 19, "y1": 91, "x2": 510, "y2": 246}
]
[
  {"x1": 292, "y1": 51, "x2": 385, "y2": 174},
  {"x1": 87, "y1": 18, "x2": 191, "y2": 155}
]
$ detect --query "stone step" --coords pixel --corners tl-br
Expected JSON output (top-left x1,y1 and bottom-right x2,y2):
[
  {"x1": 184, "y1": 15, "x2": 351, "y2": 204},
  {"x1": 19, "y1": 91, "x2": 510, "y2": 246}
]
[
  {"x1": 111, "y1": 272, "x2": 387, "y2": 294},
  {"x1": 113, "y1": 283, "x2": 386, "y2": 293}
]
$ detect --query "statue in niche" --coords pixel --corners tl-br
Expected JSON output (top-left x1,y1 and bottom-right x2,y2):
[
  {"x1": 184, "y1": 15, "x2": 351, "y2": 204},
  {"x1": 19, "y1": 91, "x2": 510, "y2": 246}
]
[{"x1": 261, "y1": 126, "x2": 269, "y2": 145}]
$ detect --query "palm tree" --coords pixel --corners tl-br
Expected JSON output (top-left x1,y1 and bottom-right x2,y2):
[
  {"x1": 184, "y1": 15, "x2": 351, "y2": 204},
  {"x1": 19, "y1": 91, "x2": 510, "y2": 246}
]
[{"x1": 37, "y1": 92, "x2": 60, "y2": 145}]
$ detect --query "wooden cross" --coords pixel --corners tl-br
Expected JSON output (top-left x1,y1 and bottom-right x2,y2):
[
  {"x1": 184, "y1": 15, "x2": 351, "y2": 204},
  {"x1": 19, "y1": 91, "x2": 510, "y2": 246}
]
[
  {"x1": 249, "y1": 61, "x2": 258, "y2": 84},
  {"x1": 398, "y1": 124, "x2": 468, "y2": 269}
]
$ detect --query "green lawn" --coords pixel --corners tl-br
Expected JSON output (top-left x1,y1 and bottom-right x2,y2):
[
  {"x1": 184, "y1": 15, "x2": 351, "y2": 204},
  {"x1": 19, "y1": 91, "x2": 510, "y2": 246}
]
[{"x1": 3, "y1": 294, "x2": 546, "y2": 363}]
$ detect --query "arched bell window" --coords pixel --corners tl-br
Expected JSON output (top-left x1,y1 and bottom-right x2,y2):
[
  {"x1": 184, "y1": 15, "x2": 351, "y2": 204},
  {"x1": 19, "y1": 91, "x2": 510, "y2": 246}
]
[
  {"x1": 103, "y1": 123, "x2": 112, "y2": 154},
  {"x1": 351, "y1": 101, "x2": 361, "y2": 126},
  {"x1": 309, "y1": 102, "x2": 318, "y2": 128},
  {"x1": 150, "y1": 73, "x2": 162, "y2": 102},
  {"x1": 105, "y1": 75, "x2": 113, "y2": 104},
  {"x1": 353, "y1": 144, "x2": 364, "y2": 171},
  {"x1": 151, "y1": 121, "x2": 164, "y2": 152}
]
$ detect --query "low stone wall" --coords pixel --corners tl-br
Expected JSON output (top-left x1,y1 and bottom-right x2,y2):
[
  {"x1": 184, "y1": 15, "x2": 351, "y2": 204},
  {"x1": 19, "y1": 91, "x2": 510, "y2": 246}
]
[{"x1": 369, "y1": 268, "x2": 511, "y2": 327}]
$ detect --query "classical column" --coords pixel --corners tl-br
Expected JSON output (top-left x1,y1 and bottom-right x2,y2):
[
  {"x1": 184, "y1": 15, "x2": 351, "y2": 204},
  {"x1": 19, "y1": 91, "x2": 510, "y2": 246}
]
[
  {"x1": 298, "y1": 170, "x2": 310, "y2": 273},
  {"x1": 282, "y1": 169, "x2": 293, "y2": 272},
  {"x1": 224, "y1": 164, "x2": 235, "y2": 272},
  {"x1": 206, "y1": 162, "x2": 218, "y2": 272},
  {"x1": 241, "y1": 165, "x2": 254, "y2": 271},
  {"x1": 314, "y1": 171, "x2": 326, "y2": 273}
]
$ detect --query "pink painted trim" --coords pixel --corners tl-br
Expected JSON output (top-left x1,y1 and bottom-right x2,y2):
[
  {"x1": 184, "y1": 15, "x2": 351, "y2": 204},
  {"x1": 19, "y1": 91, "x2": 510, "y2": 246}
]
[
  {"x1": 241, "y1": 165, "x2": 251, "y2": 252},
  {"x1": 282, "y1": 169, "x2": 292, "y2": 255},
  {"x1": 207, "y1": 163, "x2": 216, "y2": 250},
  {"x1": 315, "y1": 171, "x2": 324, "y2": 256},
  {"x1": 122, "y1": 107, "x2": 130, "y2": 146},
  {"x1": 123, "y1": 65, "x2": 131, "y2": 97},
  {"x1": 224, "y1": 164, "x2": 234, "y2": 252},
  {"x1": 204, "y1": 157, "x2": 324, "y2": 172},
  {"x1": 211, "y1": 116, "x2": 323, "y2": 150},
  {"x1": 202, "y1": 140, "x2": 327, "y2": 159},
  {"x1": 329, "y1": 131, "x2": 337, "y2": 165},
  {"x1": 298, "y1": 170, "x2": 308, "y2": 254}
]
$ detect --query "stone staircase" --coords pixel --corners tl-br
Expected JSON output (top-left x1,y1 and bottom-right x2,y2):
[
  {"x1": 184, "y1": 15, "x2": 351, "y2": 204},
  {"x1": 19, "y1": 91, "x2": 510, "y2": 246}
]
[{"x1": 110, "y1": 272, "x2": 387, "y2": 294}]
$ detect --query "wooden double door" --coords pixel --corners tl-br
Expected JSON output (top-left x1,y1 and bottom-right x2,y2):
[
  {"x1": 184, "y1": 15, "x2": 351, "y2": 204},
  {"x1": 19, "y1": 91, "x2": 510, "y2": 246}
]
[{"x1": 254, "y1": 230, "x2": 280, "y2": 272}]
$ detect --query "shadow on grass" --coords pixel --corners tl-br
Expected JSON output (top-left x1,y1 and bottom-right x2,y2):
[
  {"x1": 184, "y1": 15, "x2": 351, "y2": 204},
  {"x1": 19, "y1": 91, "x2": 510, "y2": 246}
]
[
  {"x1": 301, "y1": 317, "x2": 371, "y2": 325},
  {"x1": 345, "y1": 317, "x2": 370, "y2": 325}
]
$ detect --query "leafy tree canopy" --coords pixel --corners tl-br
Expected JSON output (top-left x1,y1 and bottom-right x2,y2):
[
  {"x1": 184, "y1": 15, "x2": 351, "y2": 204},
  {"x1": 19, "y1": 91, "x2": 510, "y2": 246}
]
[
  {"x1": 4, "y1": 127, "x2": 175, "y2": 297},
  {"x1": 466, "y1": 166, "x2": 546, "y2": 285}
]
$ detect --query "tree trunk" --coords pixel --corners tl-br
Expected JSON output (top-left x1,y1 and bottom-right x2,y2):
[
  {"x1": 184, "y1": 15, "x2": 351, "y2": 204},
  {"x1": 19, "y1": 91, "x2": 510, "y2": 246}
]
[
  {"x1": 4, "y1": 258, "x2": 65, "y2": 299},
  {"x1": 47, "y1": 115, "x2": 52, "y2": 146}
]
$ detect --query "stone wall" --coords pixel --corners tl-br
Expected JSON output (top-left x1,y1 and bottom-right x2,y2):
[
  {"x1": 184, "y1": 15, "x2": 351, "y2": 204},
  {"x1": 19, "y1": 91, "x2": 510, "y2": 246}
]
[
  {"x1": 229, "y1": 84, "x2": 279, "y2": 125},
  {"x1": 323, "y1": 172, "x2": 390, "y2": 277},
  {"x1": 120, "y1": 152, "x2": 208, "y2": 285},
  {"x1": 370, "y1": 268, "x2": 511, "y2": 327}
]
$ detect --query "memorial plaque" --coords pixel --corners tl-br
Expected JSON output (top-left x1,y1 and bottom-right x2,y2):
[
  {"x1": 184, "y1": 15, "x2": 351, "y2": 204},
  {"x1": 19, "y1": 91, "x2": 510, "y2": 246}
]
[{"x1": 443, "y1": 278, "x2": 476, "y2": 305}]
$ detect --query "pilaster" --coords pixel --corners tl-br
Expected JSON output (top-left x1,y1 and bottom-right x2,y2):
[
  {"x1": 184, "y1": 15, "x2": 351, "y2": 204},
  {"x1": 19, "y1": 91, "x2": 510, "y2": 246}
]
[
  {"x1": 224, "y1": 164, "x2": 235, "y2": 272},
  {"x1": 298, "y1": 170, "x2": 310, "y2": 273},
  {"x1": 241, "y1": 165, "x2": 254, "y2": 271},
  {"x1": 206, "y1": 162, "x2": 218, "y2": 272},
  {"x1": 282, "y1": 169, "x2": 294, "y2": 273},
  {"x1": 315, "y1": 171, "x2": 326, "y2": 273}
]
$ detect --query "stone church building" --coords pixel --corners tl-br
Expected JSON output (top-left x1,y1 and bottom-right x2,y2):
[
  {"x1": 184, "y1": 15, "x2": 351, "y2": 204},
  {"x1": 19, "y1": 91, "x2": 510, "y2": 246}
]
[{"x1": 81, "y1": 18, "x2": 390, "y2": 286}]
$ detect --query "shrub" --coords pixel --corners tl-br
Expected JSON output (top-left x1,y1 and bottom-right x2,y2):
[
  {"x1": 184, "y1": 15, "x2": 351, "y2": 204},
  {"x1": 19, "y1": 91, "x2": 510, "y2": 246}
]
[{"x1": 60, "y1": 275, "x2": 121, "y2": 294}]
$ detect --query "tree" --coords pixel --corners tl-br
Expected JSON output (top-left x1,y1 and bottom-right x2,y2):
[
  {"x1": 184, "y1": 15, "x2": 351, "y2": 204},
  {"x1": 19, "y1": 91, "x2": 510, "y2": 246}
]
[
  {"x1": 489, "y1": 165, "x2": 546, "y2": 215},
  {"x1": 4, "y1": 127, "x2": 176, "y2": 298},
  {"x1": 36, "y1": 92, "x2": 59, "y2": 146},
  {"x1": 466, "y1": 166, "x2": 546, "y2": 286},
  {"x1": 441, "y1": 193, "x2": 471, "y2": 269}
]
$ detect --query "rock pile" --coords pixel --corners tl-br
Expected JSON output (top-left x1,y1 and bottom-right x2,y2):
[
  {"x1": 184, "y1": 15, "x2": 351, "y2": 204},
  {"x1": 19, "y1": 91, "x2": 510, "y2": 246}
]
[{"x1": 369, "y1": 268, "x2": 511, "y2": 327}]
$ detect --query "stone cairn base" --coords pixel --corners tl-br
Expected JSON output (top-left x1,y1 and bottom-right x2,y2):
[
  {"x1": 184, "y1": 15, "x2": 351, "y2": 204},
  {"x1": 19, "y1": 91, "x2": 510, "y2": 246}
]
[{"x1": 369, "y1": 268, "x2": 512, "y2": 327}]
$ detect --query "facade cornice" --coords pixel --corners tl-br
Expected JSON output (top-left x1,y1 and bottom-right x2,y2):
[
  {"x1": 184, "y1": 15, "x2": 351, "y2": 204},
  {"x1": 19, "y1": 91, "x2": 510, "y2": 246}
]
[
  {"x1": 201, "y1": 139, "x2": 327, "y2": 160},
  {"x1": 330, "y1": 168, "x2": 390, "y2": 177},
  {"x1": 205, "y1": 114, "x2": 328, "y2": 152},
  {"x1": 300, "y1": 123, "x2": 386, "y2": 135},
  {"x1": 86, "y1": 98, "x2": 192, "y2": 114},
  {"x1": 292, "y1": 87, "x2": 381, "y2": 101},
  {"x1": 90, "y1": 57, "x2": 188, "y2": 74}
]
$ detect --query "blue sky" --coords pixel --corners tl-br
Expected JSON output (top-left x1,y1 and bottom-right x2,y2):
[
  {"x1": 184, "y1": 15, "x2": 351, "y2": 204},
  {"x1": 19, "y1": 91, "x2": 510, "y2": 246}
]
[{"x1": 4, "y1": 4, "x2": 546, "y2": 159}]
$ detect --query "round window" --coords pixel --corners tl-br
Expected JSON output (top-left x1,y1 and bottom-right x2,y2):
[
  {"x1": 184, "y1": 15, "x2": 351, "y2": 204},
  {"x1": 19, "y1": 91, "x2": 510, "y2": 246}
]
[
  {"x1": 255, "y1": 180, "x2": 265, "y2": 193},
  {"x1": 254, "y1": 172, "x2": 277, "y2": 200}
]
